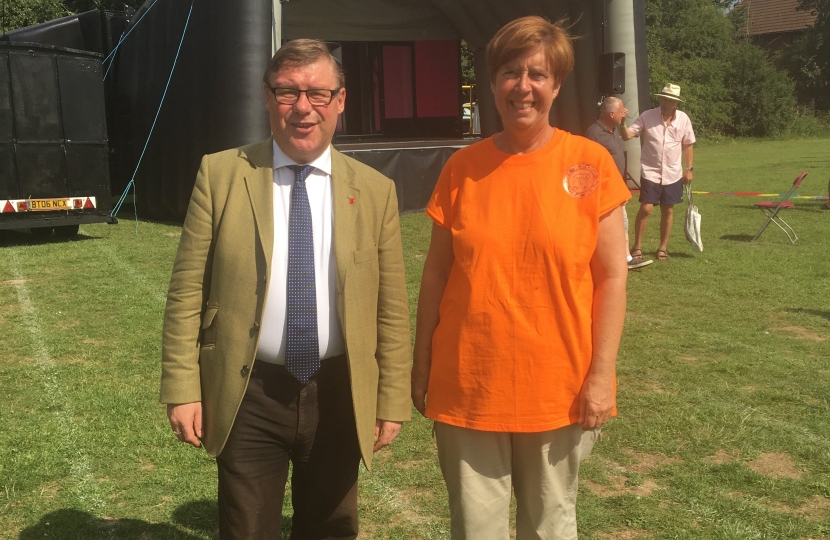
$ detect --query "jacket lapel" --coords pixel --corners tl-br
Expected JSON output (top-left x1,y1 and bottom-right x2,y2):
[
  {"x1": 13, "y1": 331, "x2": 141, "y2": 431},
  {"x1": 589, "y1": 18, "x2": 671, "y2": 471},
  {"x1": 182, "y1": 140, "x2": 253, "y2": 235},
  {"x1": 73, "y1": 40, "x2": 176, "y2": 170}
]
[
  {"x1": 243, "y1": 140, "x2": 275, "y2": 275},
  {"x1": 331, "y1": 149, "x2": 360, "y2": 302}
]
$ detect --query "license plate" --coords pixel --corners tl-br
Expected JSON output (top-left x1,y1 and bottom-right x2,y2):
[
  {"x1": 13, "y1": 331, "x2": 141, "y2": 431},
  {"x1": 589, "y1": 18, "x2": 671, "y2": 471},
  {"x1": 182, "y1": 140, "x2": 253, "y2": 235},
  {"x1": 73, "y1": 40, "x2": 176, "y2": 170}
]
[{"x1": 23, "y1": 199, "x2": 72, "y2": 211}]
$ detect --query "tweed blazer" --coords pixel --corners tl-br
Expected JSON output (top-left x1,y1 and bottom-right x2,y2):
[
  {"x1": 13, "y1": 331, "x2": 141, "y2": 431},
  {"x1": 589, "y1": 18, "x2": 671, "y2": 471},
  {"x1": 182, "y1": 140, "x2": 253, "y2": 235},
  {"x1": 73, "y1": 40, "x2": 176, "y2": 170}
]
[{"x1": 160, "y1": 138, "x2": 411, "y2": 467}]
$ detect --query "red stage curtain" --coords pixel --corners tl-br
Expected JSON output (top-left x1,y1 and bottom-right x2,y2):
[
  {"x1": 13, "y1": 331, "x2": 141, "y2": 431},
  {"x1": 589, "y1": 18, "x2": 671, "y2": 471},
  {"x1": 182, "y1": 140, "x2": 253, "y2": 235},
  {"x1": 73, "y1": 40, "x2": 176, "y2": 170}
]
[
  {"x1": 415, "y1": 40, "x2": 458, "y2": 118},
  {"x1": 382, "y1": 45, "x2": 414, "y2": 119}
]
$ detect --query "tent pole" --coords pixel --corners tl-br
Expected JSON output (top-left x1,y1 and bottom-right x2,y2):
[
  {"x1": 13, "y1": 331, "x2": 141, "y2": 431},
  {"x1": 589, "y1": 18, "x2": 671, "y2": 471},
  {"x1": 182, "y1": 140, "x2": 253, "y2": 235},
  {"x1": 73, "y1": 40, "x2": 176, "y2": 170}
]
[
  {"x1": 272, "y1": 0, "x2": 282, "y2": 55},
  {"x1": 473, "y1": 46, "x2": 499, "y2": 137},
  {"x1": 608, "y1": 0, "x2": 642, "y2": 185}
]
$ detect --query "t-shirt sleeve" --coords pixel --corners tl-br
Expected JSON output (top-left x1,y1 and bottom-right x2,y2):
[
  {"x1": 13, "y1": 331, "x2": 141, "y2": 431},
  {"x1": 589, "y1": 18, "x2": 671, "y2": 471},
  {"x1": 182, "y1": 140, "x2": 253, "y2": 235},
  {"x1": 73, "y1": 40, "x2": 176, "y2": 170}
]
[
  {"x1": 596, "y1": 144, "x2": 631, "y2": 216},
  {"x1": 683, "y1": 117, "x2": 696, "y2": 146},
  {"x1": 425, "y1": 156, "x2": 454, "y2": 229},
  {"x1": 628, "y1": 115, "x2": 644, "y2": 137}
]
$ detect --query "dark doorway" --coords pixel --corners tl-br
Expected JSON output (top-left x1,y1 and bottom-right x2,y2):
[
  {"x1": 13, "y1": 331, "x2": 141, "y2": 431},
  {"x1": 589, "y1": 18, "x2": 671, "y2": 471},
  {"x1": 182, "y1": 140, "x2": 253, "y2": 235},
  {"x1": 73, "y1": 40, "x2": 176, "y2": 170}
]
[{"x1": 337, "y1": 40, "x2": 462, "y2": 140}]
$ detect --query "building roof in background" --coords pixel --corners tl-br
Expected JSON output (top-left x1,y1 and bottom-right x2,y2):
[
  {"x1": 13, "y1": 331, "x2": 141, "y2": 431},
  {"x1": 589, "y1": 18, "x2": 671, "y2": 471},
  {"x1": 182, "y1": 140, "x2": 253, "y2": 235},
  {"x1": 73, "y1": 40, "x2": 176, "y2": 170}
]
[{"x1": 737, "y1": 0, "x2": 817, "y2": 35}]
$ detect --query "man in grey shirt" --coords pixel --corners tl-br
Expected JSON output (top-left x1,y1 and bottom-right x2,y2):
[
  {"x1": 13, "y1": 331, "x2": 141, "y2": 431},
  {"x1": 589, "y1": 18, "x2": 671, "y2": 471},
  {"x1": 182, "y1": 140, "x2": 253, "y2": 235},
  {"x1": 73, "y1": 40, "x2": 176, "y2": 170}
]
[{"x1": 585, "y1": 96, "x2": 651, "y2": 269}]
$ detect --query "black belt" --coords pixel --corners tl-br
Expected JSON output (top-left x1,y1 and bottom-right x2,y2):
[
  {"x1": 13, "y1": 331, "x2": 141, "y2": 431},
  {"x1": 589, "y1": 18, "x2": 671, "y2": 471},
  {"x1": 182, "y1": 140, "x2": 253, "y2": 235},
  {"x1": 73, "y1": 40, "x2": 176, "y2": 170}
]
[{"x1": 252, "y1": 354, "x2": 347, "y2": 379}]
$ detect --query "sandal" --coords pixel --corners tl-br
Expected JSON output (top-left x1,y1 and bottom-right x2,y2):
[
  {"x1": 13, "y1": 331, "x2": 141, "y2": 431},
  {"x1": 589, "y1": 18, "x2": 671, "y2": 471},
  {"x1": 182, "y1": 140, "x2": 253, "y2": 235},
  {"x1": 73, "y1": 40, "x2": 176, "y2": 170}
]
[
  {"x1": 656, "y1": 249, "x2": 669, "y2": 261},
  {"x1": 630, "y1": 247, "x2": 643, "y2": 258}
]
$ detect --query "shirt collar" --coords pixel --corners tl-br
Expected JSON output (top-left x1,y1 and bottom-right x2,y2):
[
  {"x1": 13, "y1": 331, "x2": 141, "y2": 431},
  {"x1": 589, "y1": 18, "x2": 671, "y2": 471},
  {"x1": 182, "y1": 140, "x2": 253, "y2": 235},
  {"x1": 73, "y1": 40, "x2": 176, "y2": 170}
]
[
  {"x1": 272, "y1": 139, "x2": 332, "y2": 176},
  {"x1": 596, "y1": 119, "x2": 615, "y2": 134},
  {"x1": 659, "y1": 108, "x2": 677, "y2": 126}
]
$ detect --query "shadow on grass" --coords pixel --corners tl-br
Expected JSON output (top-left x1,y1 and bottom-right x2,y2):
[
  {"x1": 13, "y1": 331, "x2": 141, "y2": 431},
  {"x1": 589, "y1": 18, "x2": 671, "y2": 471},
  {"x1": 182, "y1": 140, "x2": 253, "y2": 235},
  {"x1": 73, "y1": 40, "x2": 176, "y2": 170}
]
[
  {"x1": 0, "y1": 229, "x2": 100, "y2": 248},
  {"x1": 18, "y1": 501, "x2": 294, "y2": 539},
  {"x1": 654, "y1": 251, "x2": 694, "y2": 259},
  {"x1": 784, "y1": 307, "x2": 830, "y2": 322},
  {"x1": 17, "y1": 508, "x2": 203, "y2": 539},
  {"x1": 720, "y1": 234, "x2": 755, "y2": 242},
  {"x1": 171, "y1": 500, "x2": 293, "y2": 539},
  {"x1": 172, "y1": 500, "x2": 219, "y2": 536}
]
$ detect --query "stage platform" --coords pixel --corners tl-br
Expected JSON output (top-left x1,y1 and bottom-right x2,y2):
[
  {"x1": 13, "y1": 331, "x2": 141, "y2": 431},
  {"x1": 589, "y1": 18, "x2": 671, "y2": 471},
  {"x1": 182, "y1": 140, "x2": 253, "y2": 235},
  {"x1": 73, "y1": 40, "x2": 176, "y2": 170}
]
[{"x1": 335, "y1": 137, "x2": 480, "y2": 214}]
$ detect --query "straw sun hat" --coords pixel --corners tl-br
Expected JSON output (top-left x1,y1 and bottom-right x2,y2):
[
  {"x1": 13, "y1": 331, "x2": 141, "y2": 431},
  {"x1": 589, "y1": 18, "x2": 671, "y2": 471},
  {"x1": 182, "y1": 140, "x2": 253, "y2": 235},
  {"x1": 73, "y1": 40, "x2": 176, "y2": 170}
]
[{"x1": 655, "y1": 83, "x2": 683, "y2": 102}]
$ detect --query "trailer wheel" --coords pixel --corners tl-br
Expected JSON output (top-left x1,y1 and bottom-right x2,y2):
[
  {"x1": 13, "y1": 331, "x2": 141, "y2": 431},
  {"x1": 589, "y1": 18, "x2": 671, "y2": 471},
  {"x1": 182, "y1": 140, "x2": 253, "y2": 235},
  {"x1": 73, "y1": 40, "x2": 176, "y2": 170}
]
[
  {"x1": 54, "y1": 225, "x2": 80, "y2": 237},
  {"x1": 31, "y1": 226, "x2": 53, "y2": 238}
]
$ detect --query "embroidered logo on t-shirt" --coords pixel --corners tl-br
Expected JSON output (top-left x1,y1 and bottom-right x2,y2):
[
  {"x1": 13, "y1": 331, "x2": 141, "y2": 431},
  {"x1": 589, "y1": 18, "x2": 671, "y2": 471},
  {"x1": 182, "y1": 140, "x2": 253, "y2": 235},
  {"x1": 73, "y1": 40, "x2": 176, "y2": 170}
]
[{"x1": 563, "y1": 164, "x2": 600, "y2": 198}]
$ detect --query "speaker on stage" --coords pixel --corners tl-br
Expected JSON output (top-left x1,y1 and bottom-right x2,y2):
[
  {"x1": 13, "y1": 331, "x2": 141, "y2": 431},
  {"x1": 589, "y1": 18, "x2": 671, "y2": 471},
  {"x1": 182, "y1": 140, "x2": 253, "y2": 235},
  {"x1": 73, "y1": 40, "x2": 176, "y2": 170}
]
[{"x1": 599, "y1": 52, "x2": 625, "y2": 95}]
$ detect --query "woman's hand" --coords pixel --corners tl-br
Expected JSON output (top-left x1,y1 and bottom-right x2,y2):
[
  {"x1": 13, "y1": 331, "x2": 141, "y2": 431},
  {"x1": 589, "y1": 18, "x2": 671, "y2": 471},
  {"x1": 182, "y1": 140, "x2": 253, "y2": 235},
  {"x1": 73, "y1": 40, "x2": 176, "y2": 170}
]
[
  {"x1": 578, "y1": 372, "x2": 615, "y2": 429},
  {"x1": 411, "y1": 351, "x2": 431, "y2": 415},
  {"x1": 411, "y1": 223, "x2": 455, "y2": 418}
]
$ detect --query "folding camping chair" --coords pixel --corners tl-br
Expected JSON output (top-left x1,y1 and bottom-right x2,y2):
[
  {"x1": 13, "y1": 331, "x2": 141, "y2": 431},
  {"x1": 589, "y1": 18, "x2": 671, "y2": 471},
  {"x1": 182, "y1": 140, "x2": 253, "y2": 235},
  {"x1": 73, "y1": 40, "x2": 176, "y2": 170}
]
[{"x1": 751, "y1": 171, "x2": 808, "y2": 244}]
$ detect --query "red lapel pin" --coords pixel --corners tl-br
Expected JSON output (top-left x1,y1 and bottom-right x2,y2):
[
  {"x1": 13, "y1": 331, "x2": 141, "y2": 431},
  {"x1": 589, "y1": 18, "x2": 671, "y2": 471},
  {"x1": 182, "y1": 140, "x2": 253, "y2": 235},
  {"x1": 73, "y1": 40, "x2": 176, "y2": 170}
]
[{"x1": 348, "y1": 197, "x2": 355, "y2": 205}]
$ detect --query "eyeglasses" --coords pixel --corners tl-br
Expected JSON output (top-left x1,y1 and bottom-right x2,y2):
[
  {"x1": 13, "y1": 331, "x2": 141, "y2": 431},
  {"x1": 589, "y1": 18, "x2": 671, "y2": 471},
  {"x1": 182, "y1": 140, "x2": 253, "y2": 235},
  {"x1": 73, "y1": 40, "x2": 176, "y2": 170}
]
[{"x1": 269, "y1": 87, "x2": 341, "y2": 106}]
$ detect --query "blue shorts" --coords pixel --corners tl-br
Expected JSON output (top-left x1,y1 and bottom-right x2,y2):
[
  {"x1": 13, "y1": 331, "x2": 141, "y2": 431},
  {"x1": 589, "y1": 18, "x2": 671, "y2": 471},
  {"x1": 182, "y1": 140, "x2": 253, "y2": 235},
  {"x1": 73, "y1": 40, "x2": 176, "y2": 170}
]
[{"x1": 639, "y1": 178, "x2": 683, "y2": 205}]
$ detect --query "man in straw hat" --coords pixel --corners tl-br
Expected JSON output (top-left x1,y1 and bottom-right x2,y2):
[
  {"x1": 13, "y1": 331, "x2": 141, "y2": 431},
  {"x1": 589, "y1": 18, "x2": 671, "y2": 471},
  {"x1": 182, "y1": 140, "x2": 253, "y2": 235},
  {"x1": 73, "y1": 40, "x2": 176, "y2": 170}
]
[{"x1": 621, "y1": 83, "x2": 695, "y2": 261}]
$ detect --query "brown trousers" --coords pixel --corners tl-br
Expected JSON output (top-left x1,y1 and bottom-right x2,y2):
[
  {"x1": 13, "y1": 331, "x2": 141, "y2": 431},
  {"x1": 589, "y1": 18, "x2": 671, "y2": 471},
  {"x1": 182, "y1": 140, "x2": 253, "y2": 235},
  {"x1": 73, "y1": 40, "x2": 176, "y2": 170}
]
[{"x1": 217, "y1": 356, "x2": 361, "y2": 540}]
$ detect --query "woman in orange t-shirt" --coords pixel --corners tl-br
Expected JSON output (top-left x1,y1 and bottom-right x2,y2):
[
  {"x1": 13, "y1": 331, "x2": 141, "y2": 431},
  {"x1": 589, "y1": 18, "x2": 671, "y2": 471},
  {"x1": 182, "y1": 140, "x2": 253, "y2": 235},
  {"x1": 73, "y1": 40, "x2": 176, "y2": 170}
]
[{"x1": 411, "y1": 17, "x2": 630, "y2": 539}]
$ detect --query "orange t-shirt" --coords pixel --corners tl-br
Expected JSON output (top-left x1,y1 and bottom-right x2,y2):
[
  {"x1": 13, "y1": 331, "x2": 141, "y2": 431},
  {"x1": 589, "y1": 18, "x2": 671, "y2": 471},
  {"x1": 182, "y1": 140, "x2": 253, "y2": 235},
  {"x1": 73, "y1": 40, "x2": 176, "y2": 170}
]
[{"x1": 424, "y1": 129, "x2": 630, "y2": 432}]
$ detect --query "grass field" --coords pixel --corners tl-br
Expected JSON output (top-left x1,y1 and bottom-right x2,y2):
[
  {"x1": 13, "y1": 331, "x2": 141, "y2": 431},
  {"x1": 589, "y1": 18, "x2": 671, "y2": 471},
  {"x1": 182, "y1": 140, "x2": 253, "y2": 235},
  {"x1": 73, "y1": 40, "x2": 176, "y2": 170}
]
[{"x1": 1, "y1": 137, "x2": 829, "y2": 539}]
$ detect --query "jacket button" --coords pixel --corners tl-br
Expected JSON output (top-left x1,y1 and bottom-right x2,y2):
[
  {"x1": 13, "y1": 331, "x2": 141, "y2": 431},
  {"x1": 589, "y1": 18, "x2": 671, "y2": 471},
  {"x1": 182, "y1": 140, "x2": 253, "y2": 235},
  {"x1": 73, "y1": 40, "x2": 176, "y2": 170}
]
[
  {"x1": 240, "y1": 365, "x2": 249, "y2": 377},
  {"x1": 253, "y1": 322, "x2": 260, "y2": 330}
]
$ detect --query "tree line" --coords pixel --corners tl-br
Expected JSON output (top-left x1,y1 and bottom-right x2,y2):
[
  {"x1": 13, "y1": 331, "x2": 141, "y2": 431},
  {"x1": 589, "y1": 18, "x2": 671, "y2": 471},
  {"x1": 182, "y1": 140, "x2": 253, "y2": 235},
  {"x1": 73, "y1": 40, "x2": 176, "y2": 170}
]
[{"x1": 648, "y1": 0, "x2": 828, "y2": 138}]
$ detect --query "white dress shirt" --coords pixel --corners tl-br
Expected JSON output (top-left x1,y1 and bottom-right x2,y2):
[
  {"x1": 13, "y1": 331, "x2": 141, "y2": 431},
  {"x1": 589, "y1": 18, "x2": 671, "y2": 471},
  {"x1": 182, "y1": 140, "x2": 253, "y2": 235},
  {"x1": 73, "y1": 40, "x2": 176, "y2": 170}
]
[
  {"x1": 256, "y1": 140, "x2": 345, "y2": 364},
  {"x1": 628, "y1": 108, "x2": 696, "y2": 185}
]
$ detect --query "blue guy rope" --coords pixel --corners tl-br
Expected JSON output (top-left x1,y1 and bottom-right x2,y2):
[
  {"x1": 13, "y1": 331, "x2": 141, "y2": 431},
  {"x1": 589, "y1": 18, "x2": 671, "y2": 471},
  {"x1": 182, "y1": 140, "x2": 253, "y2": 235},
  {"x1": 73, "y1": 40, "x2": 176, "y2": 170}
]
[
  {"x1": 111, "y1": 0, "x2": 195, "y2": 235},
  {"x1": 102, "y1": 0, "x2": 162, "y2": 80}
]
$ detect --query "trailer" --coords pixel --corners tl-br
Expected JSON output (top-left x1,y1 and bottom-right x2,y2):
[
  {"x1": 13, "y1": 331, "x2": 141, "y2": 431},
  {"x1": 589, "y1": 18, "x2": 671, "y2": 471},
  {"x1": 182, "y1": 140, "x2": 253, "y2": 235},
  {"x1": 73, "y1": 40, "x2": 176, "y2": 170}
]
[{"x1": 0, "y1": 41, "x2": 116, "y2": 236}]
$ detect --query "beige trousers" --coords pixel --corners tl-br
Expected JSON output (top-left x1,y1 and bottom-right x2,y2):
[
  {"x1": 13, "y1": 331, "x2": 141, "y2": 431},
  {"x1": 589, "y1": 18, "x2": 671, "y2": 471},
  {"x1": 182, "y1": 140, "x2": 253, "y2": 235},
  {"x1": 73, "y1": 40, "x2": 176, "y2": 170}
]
[{"x1": 435, "y1": 422, "x2": 599, "y2": 540}]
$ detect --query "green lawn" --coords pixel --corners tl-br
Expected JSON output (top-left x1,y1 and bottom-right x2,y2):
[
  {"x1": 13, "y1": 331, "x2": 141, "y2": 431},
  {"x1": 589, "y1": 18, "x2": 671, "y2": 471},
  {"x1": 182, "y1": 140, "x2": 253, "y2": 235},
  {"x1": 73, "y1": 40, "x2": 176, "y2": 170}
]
[{"x1": 1, "y1": 137, "x2": 828, "y2": 539}]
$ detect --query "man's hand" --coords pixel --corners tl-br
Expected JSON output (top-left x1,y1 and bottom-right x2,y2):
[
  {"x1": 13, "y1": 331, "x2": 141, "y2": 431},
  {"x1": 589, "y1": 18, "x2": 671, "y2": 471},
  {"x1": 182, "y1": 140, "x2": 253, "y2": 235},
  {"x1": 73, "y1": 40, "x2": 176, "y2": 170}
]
[
  {"x1": 167, "y1": 402, "x2": 203, "y2": 447},
  {"x1": 682, "y1": 169, "x2": 694, "y2": 184},
  {"x1": 373, "y1": 419, "x2": 402, "y2": 452},
  {"x1": 578, "y1": 373, "x2": 615, "y2": 430},
  {"x1": 621, "y1": 106, "x2": 629, "y2": 120}
]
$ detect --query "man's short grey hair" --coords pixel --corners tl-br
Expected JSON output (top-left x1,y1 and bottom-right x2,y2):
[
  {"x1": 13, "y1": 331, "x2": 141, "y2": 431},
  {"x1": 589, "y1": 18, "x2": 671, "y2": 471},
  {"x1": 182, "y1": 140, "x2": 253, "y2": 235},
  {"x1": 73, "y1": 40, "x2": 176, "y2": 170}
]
[{"x1": 601, "y1": 96, "x2": 622, "y2": 115}]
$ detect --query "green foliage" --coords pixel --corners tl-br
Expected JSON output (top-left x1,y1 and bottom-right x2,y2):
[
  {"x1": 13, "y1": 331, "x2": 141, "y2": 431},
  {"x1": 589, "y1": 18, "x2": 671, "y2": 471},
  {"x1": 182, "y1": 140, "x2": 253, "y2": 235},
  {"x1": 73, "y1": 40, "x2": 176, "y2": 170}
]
[
  {"x1": 0, "y1": 0, "x2": 70, "y2": 32},
  {"x1": 786, "y1": 108, "x2": 830, "y2": 137},
  {"x1": 725, "y1": 40, "x2": 796, "y2": 136},
  {"x1": 0, "y1": 0, "x2": 144, "y2": 33},
  {"x1": 460, "y1": 41, "x2": 475, "y2": 86},
  {"x1": 777, "y1": 0, "x2": 830, "y2": 112},
  {"x1": 645, "y1": 0, "x2": 797, "y2": 138}
]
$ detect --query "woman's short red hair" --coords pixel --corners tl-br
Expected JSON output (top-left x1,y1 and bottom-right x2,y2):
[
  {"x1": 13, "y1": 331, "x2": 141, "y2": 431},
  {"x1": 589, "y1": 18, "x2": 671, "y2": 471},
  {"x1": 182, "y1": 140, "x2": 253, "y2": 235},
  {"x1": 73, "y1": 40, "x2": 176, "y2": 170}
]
[{"x1": 486, "y1": 16, "x2": 574, "y2": 85}]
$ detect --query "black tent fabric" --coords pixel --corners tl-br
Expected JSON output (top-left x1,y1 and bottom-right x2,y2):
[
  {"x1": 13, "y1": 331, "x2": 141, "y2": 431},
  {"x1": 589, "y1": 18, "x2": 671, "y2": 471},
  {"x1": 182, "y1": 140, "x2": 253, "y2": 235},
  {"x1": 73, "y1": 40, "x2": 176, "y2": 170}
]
[
  {"x1": 283, "y1": 0, "x2": 459, "y2": 41},
  {"x1": 110, "y1": 0, "x2": 270, "y2": 220}
]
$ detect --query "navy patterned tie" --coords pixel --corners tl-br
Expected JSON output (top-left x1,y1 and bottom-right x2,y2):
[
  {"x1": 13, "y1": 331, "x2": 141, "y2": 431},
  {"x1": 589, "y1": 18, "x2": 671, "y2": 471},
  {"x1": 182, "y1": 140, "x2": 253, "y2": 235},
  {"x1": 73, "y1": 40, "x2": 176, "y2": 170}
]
[{"x1": 285, "y1": 165, "x2": 319, "y2": 384}]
